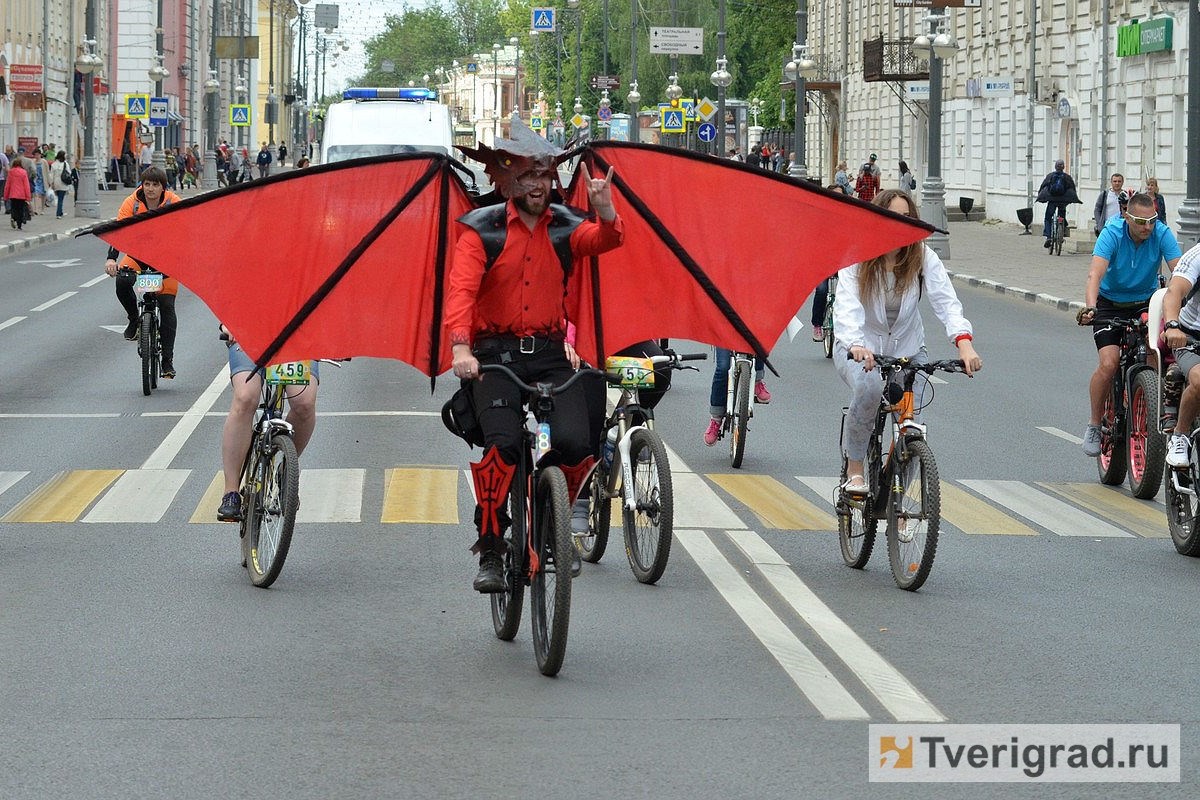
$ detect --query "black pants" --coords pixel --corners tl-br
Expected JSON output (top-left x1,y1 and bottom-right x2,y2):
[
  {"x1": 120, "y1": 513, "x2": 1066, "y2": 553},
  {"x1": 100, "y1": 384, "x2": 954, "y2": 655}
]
[
  {"x1": 471, "y1": 342, "x2": 590, "y2": 468},
  {"x1": 115, "y1": 272, "x2": 177, "y2": 360}
]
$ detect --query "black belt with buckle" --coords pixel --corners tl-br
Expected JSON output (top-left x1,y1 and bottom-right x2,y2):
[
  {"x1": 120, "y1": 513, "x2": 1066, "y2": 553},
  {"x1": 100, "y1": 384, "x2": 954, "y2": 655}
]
[{"x1": 474, "y1": 333, "x2": 564, "y2": 357}]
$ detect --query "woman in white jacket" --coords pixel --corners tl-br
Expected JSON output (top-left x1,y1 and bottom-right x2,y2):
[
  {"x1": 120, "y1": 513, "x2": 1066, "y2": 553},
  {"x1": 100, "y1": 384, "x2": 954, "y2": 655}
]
[{"x1": 833, "y1": 189, "x2": 983, "y2": 495}]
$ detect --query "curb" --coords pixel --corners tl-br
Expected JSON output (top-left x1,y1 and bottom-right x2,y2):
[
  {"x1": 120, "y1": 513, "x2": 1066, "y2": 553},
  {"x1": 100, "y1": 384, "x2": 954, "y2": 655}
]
[
  {"x1": 2, "y1": 224, "x2": 99, "y2": 255},
  {"x1": 947, "y1": 271, "x2": 1084, "y2": 315}
]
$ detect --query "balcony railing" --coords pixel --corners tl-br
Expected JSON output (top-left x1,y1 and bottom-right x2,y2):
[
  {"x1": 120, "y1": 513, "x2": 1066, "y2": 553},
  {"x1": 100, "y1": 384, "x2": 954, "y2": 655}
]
[{"x1": 862, "y1": 36, "x2": 928, "y2": 83}]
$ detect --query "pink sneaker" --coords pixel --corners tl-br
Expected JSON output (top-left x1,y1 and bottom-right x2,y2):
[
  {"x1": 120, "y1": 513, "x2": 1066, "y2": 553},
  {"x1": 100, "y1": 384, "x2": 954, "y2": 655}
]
[
  {"x1": 754, "y1": 380, "x2": 771, "y2": 404},
  {"x1": 812, "y1": 325, "x2": 825, "y2": 342},
  {"x1": 703, "y1": 418, "x2": 721, "y2": 446}
]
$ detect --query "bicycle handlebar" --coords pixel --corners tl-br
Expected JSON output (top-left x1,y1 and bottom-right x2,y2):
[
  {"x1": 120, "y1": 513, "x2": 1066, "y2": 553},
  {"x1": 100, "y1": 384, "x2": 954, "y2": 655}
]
[
  {"x1": 478, "y1": 362, "x2": 602, "y2": 397},
  {"x1": 648, "y1": 351, "x2": 708, "y2": 366},
  {"x1": 850, "y1": 352, "x2": 968, "y2": 375}
]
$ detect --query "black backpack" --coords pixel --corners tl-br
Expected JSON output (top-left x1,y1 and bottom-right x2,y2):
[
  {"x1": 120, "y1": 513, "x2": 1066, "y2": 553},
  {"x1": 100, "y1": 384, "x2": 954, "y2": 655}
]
[
  {"x1": 61, "y1": 165, "x2": 74, "y2": 185},
  {"x1": 1050, "y1": 171, "x2": 1066, "y2": 197}
]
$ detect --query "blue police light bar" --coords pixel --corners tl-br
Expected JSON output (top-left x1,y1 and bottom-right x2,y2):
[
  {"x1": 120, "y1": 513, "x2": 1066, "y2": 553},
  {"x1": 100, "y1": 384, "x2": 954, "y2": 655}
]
[{"x1": 342, "y1": 87, "x2": 438, "y2": 101}]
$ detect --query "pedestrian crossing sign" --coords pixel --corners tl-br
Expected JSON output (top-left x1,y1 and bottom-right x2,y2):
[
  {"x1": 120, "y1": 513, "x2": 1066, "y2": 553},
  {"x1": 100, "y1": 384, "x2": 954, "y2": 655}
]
[
  {"x1": 531, "y1": 7, "x2": 556, "y2": 32},
  {"x1": 660, "y1": 108, "x2": 685, "y2": 133},
  {"x1": 531, "y1": 115, "x2": 544, "y2": 130},
  {"x1": 125, "y1": 94, "x2": 150, "y2": 119},
  {"x1": 230, "y1": 104, "x2": 251, "y2": 126}
]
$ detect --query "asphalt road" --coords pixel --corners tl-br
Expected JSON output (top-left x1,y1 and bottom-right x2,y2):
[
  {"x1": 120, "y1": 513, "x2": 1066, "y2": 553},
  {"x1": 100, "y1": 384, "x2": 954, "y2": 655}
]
[{"x1": 0, "y1": 236, "x2": 1193, "y2": 798}]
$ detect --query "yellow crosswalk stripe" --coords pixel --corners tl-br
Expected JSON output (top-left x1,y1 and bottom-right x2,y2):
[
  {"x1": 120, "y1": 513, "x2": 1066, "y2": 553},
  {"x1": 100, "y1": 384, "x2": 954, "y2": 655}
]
[
  {"x1": 707, "y1": 473, "x2": 835, "y2": 531},
  {"x1": 0, "y1": 470, "x2": 123, "y2": 522},
  {"x1": 190, "y1": 473, "x2": 226, "y2": 523},
  {"x1": 940, "y1": 482, "x2": 1038, "y2": 535},
  {"x1": 382, "y1": 467, "x2": 460, "y2": 524},
  {"x1": 1037, "y1": 482, "x2": 1169, "y2": 539}
]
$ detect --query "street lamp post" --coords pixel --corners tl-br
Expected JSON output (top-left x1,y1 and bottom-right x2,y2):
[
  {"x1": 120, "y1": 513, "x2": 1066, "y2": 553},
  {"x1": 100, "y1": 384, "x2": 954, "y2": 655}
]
[
  {"x1": 914, "y1": 14, "x2": 957, "y2": 258},
  {"x1": 567, "y1": 0, "x2": 581, "y2": 102},
  {"x1": 782, "y1": 41, "x2": 816, "y2": 179},
  {"x1": 202, "y1": 70, "x2": 221, "y2": 189},
  {"x1": 492, "y1": 42, "x2": 502, "y2": 141},
  {"x1": 148, "y1": 54, "x2": 170, "y2": 172},
  {"x1": 510, "y1": 37, "x2": 521, "y2": 119},
  {"x1": 1179, "y1": 0, "x2": 1200, "y2": 247},
  {"x1": 711, "y1": 0, "x2": 732, "y2": 157},
  {"x1": 74, "y1": 29, "x2": 102, "y2": 219},
  {"x1": 627, "y1": 0, "x2": 639, "y2": 143}
]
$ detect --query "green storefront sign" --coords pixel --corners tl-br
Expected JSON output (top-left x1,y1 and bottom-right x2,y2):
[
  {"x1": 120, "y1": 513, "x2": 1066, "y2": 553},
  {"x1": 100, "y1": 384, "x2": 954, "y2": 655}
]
[{"x1": 1117, "y1": 17, "x2": 1173, "y2": 57}]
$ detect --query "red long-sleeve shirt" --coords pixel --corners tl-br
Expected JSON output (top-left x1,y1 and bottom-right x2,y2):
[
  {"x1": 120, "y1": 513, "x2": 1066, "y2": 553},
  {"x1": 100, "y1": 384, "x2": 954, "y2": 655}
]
[{"x1": 444, "y1": 201, "x2": 624, "y2": 346}]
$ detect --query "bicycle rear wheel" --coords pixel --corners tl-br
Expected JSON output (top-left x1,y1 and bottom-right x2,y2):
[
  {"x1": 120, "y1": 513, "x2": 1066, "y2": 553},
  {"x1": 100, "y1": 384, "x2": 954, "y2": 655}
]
[
  {"x1": 1097, "y1": 388, "x2": 1128, "y2": 485},
  {"x1": 837, "y1": 432, "x2": 879, "y2": 569},
  {"x1": 1053, "y1": 220, "x2": 1064, "y2": 256},
  {"x1": 530, "y1": 466, "x2": 572, "y2": 676},
  {"x1": 139, "y1": 312, "x2": 155, "y2": 396},
  {"x1": 244, "y1": 434, "x2": 300, "y2": 588},
  {"x1": 578, "y1": 460, "x2": 611, "y2": 563},
  {"x1": 822, "y1": 289, "x2": 835, "y2": 359},
  {"x1": 729, "y1": 362, "x2": 750, "y2": 469},
  {"x1": 1127, "y1": 369, "x2": 1166, "y2": 499},
  {"x1": 491, "y1": 469, "x2": 527, "y2": 641},
  {"x1": 622, "y1": 428, "x2": 674, "y2": 584},
  {"x1": 887, "y1": 438, "x2": 941, "y2": 591}
]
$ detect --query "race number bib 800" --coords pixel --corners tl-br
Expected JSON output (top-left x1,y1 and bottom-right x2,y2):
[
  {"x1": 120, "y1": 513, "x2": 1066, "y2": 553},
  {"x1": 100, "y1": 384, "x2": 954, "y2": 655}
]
[
  {"x1": 604, "y1": 356, "x2": 655, "y2": 389},
  {"x1": 265, "y1": 360, "x2": 312, "y2": 385},
  {"x1": 134, "y1": 273, "x2": 163, "y2": 292}
]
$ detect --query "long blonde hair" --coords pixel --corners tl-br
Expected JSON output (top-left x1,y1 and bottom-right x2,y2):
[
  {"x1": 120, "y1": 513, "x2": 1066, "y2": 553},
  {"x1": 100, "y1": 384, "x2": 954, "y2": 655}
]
[{"x1": 857, "y1": 189, "x2": 924, "y2": 304}]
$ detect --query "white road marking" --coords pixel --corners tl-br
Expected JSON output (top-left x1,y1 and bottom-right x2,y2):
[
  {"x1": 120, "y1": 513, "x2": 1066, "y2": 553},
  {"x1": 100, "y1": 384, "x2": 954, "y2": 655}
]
[
  {"x1": 0, "y1": 472, "x2": 29, "y2": 498},
  {"x1": 958, "y1": 479, "x2": 1134, "y2": 537},
  {"x1": 30, "y1": 292, "x2": 77, "y2": 312},
  {"x1": 19, "y1": 257, "x2": 81, "y2": 268},
  {"x1": 141, "y1": 367, "x2": 230, "y2": 470},
  {"x1": 671, "y1": 471, "x2": 746, "y2": 529},
  {"x1": 0, "y1": 316, "x2": 28, "y2": 331},
  {"x1": 1038, "y1": 426, "x2": 1083, "y2": 444},
  {"x1": 99, "y1": 324, "x2": 127, "y2": 334},
  {"x1": 82, "y1": 469, "x2": 191, "y2": 522},
  {"x1": 675, "y1": 529, "x2": 869, "y2": 720},
  {"x1": 0, "y1": 413, "x2": 122, "y2": 419},
  {"x1": 797, "y1": 476, "x2": 843, "y2": 508},
  {"x1": 296, "y1": 469, "x2": 365, "y2": 523},
  {"x1": 727, "y1": 530, "x2": 946, "y2": 722},
  {"x1": 80, "y1": 274, "x2": 108, "y2": 288}
]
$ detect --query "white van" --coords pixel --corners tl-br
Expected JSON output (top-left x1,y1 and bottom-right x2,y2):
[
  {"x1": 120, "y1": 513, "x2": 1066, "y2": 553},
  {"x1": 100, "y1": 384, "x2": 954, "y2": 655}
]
[{"x1": 319, "y1": 87, "x2": 456, "y2": 164}]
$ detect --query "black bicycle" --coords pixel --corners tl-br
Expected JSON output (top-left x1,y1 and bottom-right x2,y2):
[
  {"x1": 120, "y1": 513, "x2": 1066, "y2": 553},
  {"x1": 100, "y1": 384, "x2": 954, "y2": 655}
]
[
  {"x1": 121, "y1": 266, "x2": 163, "y2": 396},
  {"x1": 1050, "y1": 211, "x2": 1067, "y2": 256},
  {"x1": 580, "y1": 350, "x2": 706, "y2": 583},
  {"x1": 479, "y1": 362, "x2": 596, "y2": 676},
  {"x1": 837, "y1": 355, "x2": 968, "y2": 591},
  {"x1": 1085, "y1": 315, "x2": 1166, "y2": 499}
]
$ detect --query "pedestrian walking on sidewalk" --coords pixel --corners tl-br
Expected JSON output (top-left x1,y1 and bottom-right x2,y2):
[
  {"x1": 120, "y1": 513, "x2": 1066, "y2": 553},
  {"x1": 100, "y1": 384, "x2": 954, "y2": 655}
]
[
  {"x1": 1036, "y1": 159, "x2": 1081, "y2": 247},
  {"x1": 3, "y1": 159, "x2": 32, "y2": 230},
  {"x1": 1093, "y1": 173, "x2": 1126, "y2": 235}
]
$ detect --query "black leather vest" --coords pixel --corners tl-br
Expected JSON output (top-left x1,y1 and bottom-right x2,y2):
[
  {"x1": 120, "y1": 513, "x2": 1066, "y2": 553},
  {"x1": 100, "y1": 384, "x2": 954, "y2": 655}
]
[{"x1": 458, "y1": 202, "x2": 588, "y2": 276}]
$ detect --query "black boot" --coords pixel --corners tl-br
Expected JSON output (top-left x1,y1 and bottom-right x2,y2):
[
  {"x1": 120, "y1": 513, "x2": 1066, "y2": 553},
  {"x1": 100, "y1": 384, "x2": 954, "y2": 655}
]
[
  {"x1": 473, "y1": 550, "x2": 504, "y2": 593},
  {"x1": 123, "y1": 317, "x2": 139, "y2": 340}
]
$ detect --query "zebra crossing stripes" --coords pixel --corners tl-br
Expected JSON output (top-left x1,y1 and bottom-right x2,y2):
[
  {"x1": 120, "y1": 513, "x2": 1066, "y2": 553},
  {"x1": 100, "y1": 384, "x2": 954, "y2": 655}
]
[
  {"x1": 382, "y1": 468, "x2": 459, "y2": 524},
  {"x1": 671, "y1": 471, "x2": 745, "y2": 529},
  {"x1": 937, "y1": 482, "x2": 1038, "y2": 536},
  {"x1": 0, "y1": 471, "x2": 29, "y2": 499},
  {"x1": 957, "y1": 480, "x2": 1134, "y2": 537},
  {"x1": 1037, "y1": 482, "x2": 1168, "y2": 539},
  {"x1": 83, "y1": 469, "x2": 190, "y2": 523},
  {"x1": 707, "y1": 473, "x2": 835, "y2": 530},
  {"x1": 0, "y1": 470, "x2": 122, "y2": 522},
  {"x1": 297, "y1": 469, "x2": 365, "y2": 523}
]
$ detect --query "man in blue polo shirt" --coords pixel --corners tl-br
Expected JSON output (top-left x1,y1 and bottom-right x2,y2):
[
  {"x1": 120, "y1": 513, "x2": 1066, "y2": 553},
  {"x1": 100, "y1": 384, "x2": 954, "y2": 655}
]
[{"x1": 1077, "y1": 192, "x2": 1182, "y2": 456}]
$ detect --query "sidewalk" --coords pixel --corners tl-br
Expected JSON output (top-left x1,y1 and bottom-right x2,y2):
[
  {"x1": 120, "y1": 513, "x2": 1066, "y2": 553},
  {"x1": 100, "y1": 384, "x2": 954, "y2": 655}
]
[{"x1": 1, "y1": 186, "x2": 1089, "y2": 314}]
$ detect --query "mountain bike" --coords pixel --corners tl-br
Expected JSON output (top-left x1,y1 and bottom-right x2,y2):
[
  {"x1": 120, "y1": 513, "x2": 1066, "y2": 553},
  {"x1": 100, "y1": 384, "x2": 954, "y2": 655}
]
[
  {"x1": 822, "y1": 275, "x2": 837, "y2": 359},
  {"x1": 122, "y1": 266, "x2": 162, "y2": 396},
  {"x1": 579, "y1": 350, "x2": 707, "y2": 583},
  {"x1": 1083, "y1": 314, "x2": 1166, "y2": 499},
  {"x1": 710, "y1": 350, "x2": 759, "y2": 468},
  {"x1": 836, "y1": 355, "x2": 968, "y2": 591},
  {"x1": 1050, "y1": 212, "x2": 1067, "y2": 256},
  {"x1": 479, "y1": 362, "x2": 596, "y2": 676}
]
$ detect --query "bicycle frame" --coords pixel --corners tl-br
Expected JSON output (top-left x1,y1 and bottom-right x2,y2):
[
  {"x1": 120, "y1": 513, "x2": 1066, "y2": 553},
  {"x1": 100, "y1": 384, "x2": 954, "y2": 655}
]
[
  {"x1": 600, "y1": 387, "x2": 653, "y2": 514},
  {"x1": 870, "y1": 372, "x2": 927, "y2": 519},
  {"x1": 725, "y1": 351, "x2": 754, "y2": 420}
]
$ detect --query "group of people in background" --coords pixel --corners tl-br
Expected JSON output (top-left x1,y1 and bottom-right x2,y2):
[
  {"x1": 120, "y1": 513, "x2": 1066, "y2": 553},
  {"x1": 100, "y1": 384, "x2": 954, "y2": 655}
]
[
  {"x1": 1036, "y1": 161, "x2": 1169, "y2": 248},
  {"x1": 1, "y1": 143, "x2": 79, "y2": 229}
]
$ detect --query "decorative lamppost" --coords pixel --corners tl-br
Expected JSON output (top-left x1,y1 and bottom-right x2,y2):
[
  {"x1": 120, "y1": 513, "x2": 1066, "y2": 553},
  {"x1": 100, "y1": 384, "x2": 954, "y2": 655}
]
[
  {"x1": 710, "y1": 57, "x2": 732, "y2": 158},
  {"x1": 148, "y1": 55, "x2": 170, "y2": 171},
  {"x1": 626, "y1": 81, "x2": 641, "y2": 143},
  {"x1": 628, "y1": 0, "x2": 639, "y2": 143},
  {"x1": 234, "y1": 81, "x2": 247, "y2": 149},
  {"x1": 665, "y1": 73, "x2": 683, "y2": 146},
  {"x1": 510, "y1": 36, "x2": 522, "y2": 118},
  {"x1": 567, "y1": 0, "x2": 582, "y2": 102},
  {"x1": 782, "y1": 41, "x2": 816, "y2": 178},
  {"x1": 202, "y1": 70, "x2": 221, "y2": 189},
  {"x1": 913, "y1": 13, "x2": 957, "y2": 258},
  {"x1": 492, "y1": 42, "x2": 502, "y2": 141},
  {"x1": 74, "y1": 34, "x2": 102, "y2": 219}
]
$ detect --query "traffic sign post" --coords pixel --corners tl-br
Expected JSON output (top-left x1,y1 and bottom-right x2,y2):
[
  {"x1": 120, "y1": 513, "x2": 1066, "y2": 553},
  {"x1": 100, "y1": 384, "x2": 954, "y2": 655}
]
[
  {"x1": 697, "y1": 122, "x2": 717, "y2": 143},
  {"x1": 125, "y1": 94, "x2": 150, "y2": 119},
  {"x1": 230, "y1": 104, "x2": 251, "y2": 127},
  {"x1": 659, "y1": 108, "x2": 686, "y2": 133},
  {"x1": 531, "y1": 7, "x2": 556, "y2": 32},
  {"x1": 149, "y1": 97, "x2": 169, "y2": 128},
  {"x1": 649, "y1": 27, "x2": 704, "y2": 55}
]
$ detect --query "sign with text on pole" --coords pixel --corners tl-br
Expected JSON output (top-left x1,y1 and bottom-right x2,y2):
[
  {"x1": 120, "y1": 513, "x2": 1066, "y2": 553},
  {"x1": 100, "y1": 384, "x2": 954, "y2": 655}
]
[
  {"x1": 230, "y1": 104, "x2": 251, "y2": 126},
  {"x1": 9, "y1": 64, "x2": 44, "y2": 93},
  {"x1": 649, "y1": 27, "x2": 704, "y2": 55},
  {"x1": 125, "y1": 94, "x2": 150, "y2": 119},
  {"x1": 314, "y1": 3, "x2": 339, "y2": 29},
  {"x1": 149, "y1": 97, "x2": 169, "y2": 128},
  {"x1": 892, "y1": 0, "x2": 980, "y2": 6},
  {"x1": 531, "y1": 7, "x2": 556, "y2": 32},
  {"x1": 589, "y1": 75, "x2": 620, "y2": 90}
]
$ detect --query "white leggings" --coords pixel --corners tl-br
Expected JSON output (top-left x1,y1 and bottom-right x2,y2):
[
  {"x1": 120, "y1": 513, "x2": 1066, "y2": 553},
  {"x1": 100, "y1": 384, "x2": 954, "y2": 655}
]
[{"x1": 833, "y1": 343, "x2": 928, "y2": 461}]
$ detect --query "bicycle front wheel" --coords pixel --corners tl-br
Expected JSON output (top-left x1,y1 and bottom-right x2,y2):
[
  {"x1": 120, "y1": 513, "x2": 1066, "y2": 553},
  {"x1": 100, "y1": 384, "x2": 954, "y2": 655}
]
[
  {"x1": 1054, "y1": 221, "x2": 1064, "y2": 256},
  {"x1": 491, "y1": 470, "x2": 527, "y2": 641},
  {"x1": 530, "y1": 466, "x2": 572, "y2": 676},
  {"x1": 578, "y1": 461, "x2": 611, "y2": 563},
  {"x1": 1127, "y1": 369, "x2": 1166, "y2": 499},
  {"x1": 622, "y1": 428, "x2": 674, "y2": 584},
  {"x1": 887, "y1": 438, "x2": 941, "y2": 591},
  {"x1": 729, "y1": 362, "x2": 750, "y2": 469},
  {"x1": 244, "y1": 434, "x2": 299, "y2": 588},
  {"x1": 139, "y1": 312, "x2": 155, "y2": 396}
]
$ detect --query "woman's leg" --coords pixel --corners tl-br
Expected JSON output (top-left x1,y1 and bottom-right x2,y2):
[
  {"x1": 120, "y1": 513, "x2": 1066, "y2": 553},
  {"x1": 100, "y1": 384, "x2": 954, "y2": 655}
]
[
  {"x1": 833, "y1": 342, "x2": 883, "y2": 467},
  {"x1": 56, "y1": 190, "x2": 66, "y2": 217},
  {"x1": 709, "y1": 348, "x2": 731, "y2": 418},
  {"x1": 810, "y1": 279, "x2": 829, "y2": 327}
]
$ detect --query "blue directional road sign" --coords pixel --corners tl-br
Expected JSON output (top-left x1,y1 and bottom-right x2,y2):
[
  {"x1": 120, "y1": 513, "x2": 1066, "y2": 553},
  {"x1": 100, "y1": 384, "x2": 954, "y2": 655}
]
[
  {"x1": 697, "y1": 122, "x2": 717, "y2": 143},
  {"x1": 531, "y1": 7, "x2": 556, "y2": 32}
]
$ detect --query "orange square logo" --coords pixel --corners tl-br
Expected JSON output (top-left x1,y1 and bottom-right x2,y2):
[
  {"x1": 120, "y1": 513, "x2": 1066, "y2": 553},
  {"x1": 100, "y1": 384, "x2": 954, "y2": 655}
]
[{"x1": 880, "y1": 736, "x2": 913, "y2": 768}]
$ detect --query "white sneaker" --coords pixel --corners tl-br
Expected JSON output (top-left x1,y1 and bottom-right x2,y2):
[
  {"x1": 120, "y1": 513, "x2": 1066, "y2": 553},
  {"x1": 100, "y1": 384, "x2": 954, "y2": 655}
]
[
  {"x1": 1081, "y1": 424, "x2": 1102, "y2": 457},
  {"x1": 1167, "y1": 433, "x2": 1191, "y2": 469}
]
